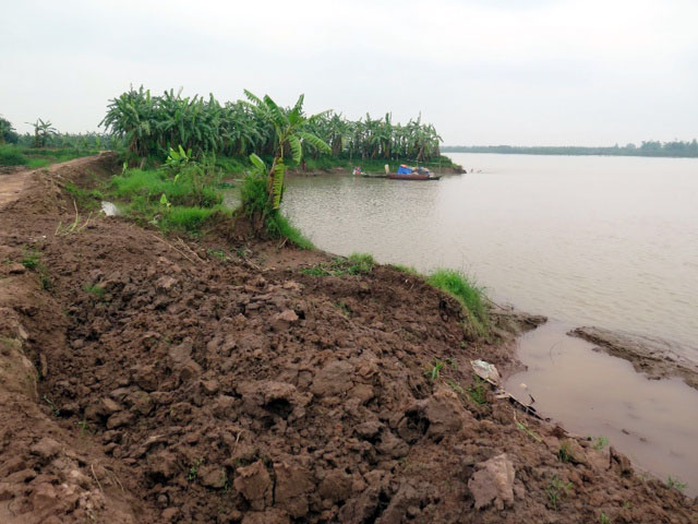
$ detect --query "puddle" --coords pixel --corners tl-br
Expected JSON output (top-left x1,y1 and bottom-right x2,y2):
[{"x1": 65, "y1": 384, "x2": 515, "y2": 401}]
[{"x1": 505, "y1": 321, "x2": 698, "y2": 496}]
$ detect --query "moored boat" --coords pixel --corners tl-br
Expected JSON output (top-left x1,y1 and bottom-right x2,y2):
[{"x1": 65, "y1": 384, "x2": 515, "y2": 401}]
[{"x1": 387, "y1": 164, "x2": 440, "y2": 180}]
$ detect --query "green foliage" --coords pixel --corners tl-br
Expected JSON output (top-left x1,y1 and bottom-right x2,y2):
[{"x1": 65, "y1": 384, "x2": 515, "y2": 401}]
[
  {"x1": 467, "y1": 376, "x2": 489, "y2": 406},
  {"x1": 65, "y1": 183, "x2": 104, "y2": 211},
  {"x1": 428, "y1": 360, "x2": 446, "y2": 382},
  {"x1": 83, "y1": 284, "x2": 106, "y2": 299},
  {"x1": 600, "y1": 512, "x2": 613, "y2": 524},
  {"x1": 428, "y1": 269, "x2": 489, "y2": 336},
  {"x1": 592, "y1": 436, "x2": 609, "y2": 451},
  {"x1": 0, "y1": 115, "x2": 19, "y2": 144},
  {"x1": 546, "y1": 476, "x2": 573, "y2": 511},
  {"x1": 21, "y1": 250, "x2": 41, "y2": 270},
  {"x1": 266, "y1": 213, "x2": 315, "y2": 250},
  {"x1": 667, "y1": 476, "x2": 687, "y2": 492},
  {"x1": 0, "y1": 145, "x2": 28, "y2": 166}
]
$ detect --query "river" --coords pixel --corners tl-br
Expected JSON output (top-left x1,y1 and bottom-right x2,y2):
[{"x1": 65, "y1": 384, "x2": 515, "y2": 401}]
[{"x1": 282, "y1": 153, "x2": 698, "y2": 494}]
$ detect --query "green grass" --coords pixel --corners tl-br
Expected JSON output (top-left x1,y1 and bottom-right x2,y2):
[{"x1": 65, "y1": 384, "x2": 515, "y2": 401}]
[
  {"x1": 267, "y1": 213, "x2": 315, "y2": 250},
  {"x1": 160, "y1": 206, "x2": 223, "y2": 234},
  {"x1": 302, "y1": 253, "x2": 376, "y2": 277},
  {"x1": 0, "y1": 145, "x2": 28, "y2": 166},
  {"x1": 427, "y1": 269, "x2": 489, "y2": 337}
]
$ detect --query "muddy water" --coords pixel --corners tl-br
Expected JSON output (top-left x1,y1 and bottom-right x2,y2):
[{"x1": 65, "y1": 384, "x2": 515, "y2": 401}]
[
  {"x1": 503, "y1": 323, "x2": 698, "y2": 496},
  {"x1": 283, "y1": 153, "x2": 698, "y2": 493}
]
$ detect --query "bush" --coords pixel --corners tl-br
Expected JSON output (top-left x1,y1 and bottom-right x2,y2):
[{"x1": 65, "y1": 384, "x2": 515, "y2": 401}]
[{"x1": 0, "y1": 145, "x2": 28, "y2": 166}]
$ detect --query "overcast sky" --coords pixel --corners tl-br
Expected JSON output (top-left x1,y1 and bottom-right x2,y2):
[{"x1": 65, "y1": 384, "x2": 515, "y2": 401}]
[{"x1": 2, "y1": 0, "x2": 697, "y2": 146}]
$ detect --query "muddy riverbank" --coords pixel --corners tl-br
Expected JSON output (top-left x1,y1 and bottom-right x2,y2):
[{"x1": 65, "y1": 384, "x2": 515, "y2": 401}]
[{"x1": 0, "y1": 156, "x2": 695, "y2": 523}]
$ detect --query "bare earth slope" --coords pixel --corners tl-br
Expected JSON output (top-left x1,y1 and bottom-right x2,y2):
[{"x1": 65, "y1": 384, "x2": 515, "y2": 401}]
[{"x1": 0, "y1": 156, "x2": 695, "y2": 523}]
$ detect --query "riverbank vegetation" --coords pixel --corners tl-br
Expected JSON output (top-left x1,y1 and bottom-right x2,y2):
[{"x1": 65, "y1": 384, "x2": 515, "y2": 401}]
[{"x1": 444, "y1": 141, "x2": 698, "y2": 158}]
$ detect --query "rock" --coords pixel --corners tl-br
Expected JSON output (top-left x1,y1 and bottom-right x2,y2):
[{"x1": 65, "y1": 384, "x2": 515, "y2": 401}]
[
  {"x1": 273, "y1": 461, "x2": 313, "y2": 518},
  {"x1": 376, "y1": 430, "x2": 410, "y2": 459},
  {"x1": 106, "y1": 411, "x2": 135, "y2": 429},
  {"x1": 146, "y1": 451, "x2": 179, "y2": 480},
  {"x1": 101, "y1": 397, "x2": 122, "y2": 415},
  {"x1": 311, "y1": 361, "x2": 355, "y2": 397},
  {"x1": 355, "y1": 419, "x2": 383, "y2": 440},
  {"x1": 272, "y1": 309, "x2": 299, "y2": 331},
  {"x1": 200, "y1": 379, "x2": 220, "y2": 395},
  {"x1": 7, "y1": 262, "x2": 27, "y2": 274},
  {"x1": 559, "y1": 438, "x2": 589, "y2": 466},
  {"x1": 234, "y1": 461, "x2": 272, "y2": 511},
  {"x1": 318, "y1": 470, "x2": 353, "y2": 503},
  {"x1": 468, "y1": 453, "x2": 515, "y2": 510},
  {"x1": 199, "y1": 465, "x2": 227, "y2": 489},
  {"x1": 30, "y1": 437, "x2": 62, "y2": 461}
]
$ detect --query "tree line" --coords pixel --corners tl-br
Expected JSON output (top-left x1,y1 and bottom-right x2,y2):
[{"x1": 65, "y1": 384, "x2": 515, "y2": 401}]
[
  {"x1": 99, "y1": 86, "x2": 443, "y2": 164},
  {"x1": 443, "y1": 141, "x2": 698, "y2": 158}
]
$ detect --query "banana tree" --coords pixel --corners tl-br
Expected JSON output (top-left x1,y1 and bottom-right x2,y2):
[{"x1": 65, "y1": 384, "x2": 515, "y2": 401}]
[
  {"x1": 243, "y1": 90, "x2": 330, "y2": 210},
  {"x1": 242, "y1": 90, "x2": 330, "y2": 227}
]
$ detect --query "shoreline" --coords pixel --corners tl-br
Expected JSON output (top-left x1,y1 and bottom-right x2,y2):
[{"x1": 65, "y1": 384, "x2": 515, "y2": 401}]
[{"x1": 0, "y1": 156, "x2": 695, "y2": 522}]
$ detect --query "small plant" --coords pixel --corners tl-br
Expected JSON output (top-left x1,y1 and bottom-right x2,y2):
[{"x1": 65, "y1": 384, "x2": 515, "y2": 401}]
[
  {"x1": 600, "y1": 512, "x2": 613, "y2": 524},
  {"x1": 427, "y1": 360, "x2": 446, "y2": 382},
  {"x1": 207, "y1": 249, "x2": 228, "y2": 262},
  {"x1": 514, "y1": 413, "x2": 543, "y2": 443},
  {"x1": 592, "y1": 436, "x2": 609, "y2": 451},
  {"x1": 42, "y1": 395, "x2": 60, "y2": 417},
  {"x1": 77, "y1": 419, "x2": 90, "y2": 436},
  {"x1": 336, "y1": 302, "x2": 352, "y2": 317},
  {"x1": 188, "y1": 458, "x2": 204, "y2": 481},
  {"x1": 302, "y1": 253, "x2": 375, "y2": 277},
  {"x1": 667, "y1": 476, "x2": 687, "y2": 492},
  {"x1": 467, "y1": 376, "x2": 489, "y2": 406},
  {"x1": 558, "y1": 442, "x2": 573, "y2": 463},
  {"x1": 446, "y1": 379, "x2": 464, "y2": 395},
  {"x1": 546, "y1": 476, "x2": 573, "y2": 511},
  {"x1": 427, "y1": 269, "x2": 489, "y2": 337},
  {"x1": 83, "y1": 284, "x2": 106, "y2": 299},
  {"x1": 21, "y1": 250, "x2": 41, "y2": 270}
]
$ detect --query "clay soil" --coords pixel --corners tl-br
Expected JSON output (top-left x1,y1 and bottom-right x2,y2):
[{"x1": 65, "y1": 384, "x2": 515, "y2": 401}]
[{"x1": 0, "y1": 155, "x2": 695, "y2": 523}]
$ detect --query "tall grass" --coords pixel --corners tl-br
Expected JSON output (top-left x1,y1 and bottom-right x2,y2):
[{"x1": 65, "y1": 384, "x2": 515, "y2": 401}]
[{"x1": 428, "y1": 269, "x2": 489, "y2": 337}]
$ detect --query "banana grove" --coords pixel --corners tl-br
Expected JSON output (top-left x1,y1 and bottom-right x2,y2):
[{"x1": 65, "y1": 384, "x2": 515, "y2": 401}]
[{"x1": 100, "y1": 86, "x2": 443, "y2": 165}]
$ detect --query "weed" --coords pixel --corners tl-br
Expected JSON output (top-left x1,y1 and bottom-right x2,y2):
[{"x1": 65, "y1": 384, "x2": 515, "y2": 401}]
[
  {"x1": 336, "y1": 302, "x2": 352, "y2": 317},
  {"x1": 667, "y1": 476, "x2": 687, "y2": 492},
  {"x1": 515, "y1": 413, "x2": 543, "y2": 443},
  {"x1": 84, "y1": 284, "x2": 106, "y2": 299},
  {"x1": 427, "y1": 269, "x2": 489, "y2": 337},
  {"x1": 64, "y1": 183, "x2": 104, "y2": 211},
  {"x1": 446, "y1": 379, "x2": 465, "y2": 395},
  {"x1": 558, "y1": 442, "x2": 573, "y2": 463},
  {"x1": 427, "y1": 359, "x2": 446, "y2": 382},
  {"x1": 21, "y1": 250, "x2": 41, "y2": 270},
  {"x1": 42, "y1": 395, "x2": 60, "y2": 417},
  {"x1": 302, "y1": 253, "x2": 375, "y2": 277},
  {"x1": 600, "y1": 512, "x2": 613, "y2": 524},
  {"x1": 77, "y1": 419, "x2": 90, "y2": 436},
  {"x1": 592, "y1": 436, "x2": 609, "y2": 451},
  {"x1": 467, "y1": 376, "x2": 489, "y2": 406},
  {"x1": 267, "y1": 213, "x2": 315, "y2": 250},
  {"x1": 188, "y1": 458, "x2": 204, "y2": 481},
  {"x1": 546, "y1": 476, "x2": 573, "y2": 510},
  {"x1": 207, "y1": 249, "x2": 228, "y2": 262}
]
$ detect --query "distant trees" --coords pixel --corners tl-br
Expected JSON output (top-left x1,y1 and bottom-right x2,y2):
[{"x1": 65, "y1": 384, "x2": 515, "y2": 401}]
[
  {"x1": 443, "y1": 141, "x2": 698, "y2": 158},
  {"x1": 100, "y1": 86, "x2": 443, "y2": 164},
  {"x1": 0, "y1": 115, "x2": 19, "y2": 144}
]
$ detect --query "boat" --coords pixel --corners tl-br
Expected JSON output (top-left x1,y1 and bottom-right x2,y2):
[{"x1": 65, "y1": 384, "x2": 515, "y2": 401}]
[{"x1": 387, "y1": 164, "x2": 441, "y2": 181}]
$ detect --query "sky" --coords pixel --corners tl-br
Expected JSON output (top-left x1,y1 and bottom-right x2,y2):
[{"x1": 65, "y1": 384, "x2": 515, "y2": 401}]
[{"x1": 2, "y1": 0, "x2": 697, "y2": 146}]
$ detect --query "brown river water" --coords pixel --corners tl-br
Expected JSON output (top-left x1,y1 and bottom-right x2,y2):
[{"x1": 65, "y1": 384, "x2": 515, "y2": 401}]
[{"x1": 282, "y1": 153, "x2": 698, "y2": 494}]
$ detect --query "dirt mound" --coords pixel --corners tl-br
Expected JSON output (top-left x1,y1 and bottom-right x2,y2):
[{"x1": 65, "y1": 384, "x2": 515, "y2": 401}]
[{"x1": 0, "y1": 156, "x2": 695, "y2": 523}]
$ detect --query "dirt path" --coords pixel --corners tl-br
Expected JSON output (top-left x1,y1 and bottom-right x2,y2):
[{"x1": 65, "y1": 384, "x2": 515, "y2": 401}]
[
  {"x1": 0, "y1": 170, "x2": 31, "y2": 207},
  {"x1": 0, "y1": 155, "x2": 695, "y2": 523}
]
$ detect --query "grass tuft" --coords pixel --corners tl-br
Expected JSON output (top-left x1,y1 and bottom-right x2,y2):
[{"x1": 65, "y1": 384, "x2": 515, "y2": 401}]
[{"x1": 427, "y1": 269, "x2": 489, "y2": 337}]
